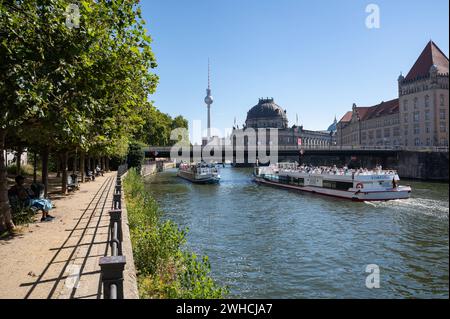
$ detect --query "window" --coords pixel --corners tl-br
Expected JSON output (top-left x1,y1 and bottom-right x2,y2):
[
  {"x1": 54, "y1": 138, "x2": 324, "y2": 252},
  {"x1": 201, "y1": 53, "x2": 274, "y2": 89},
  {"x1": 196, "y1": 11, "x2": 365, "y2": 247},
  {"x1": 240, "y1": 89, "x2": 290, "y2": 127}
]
[
  {"x1": 414, "y1": 97, "x2": 418, "y2": 109},
  {"x1": 290, "y1": 177, "x2": 304, "y2": 187},
  {"x1": 440, "y1": 138, "x2": 448, "y2": 146},
  {"x1": 393, "y1": 127, "x2": 400, "y2": 137},
  {"x1": 425, "y1": 122, "x2": 431, "y2": 134},
  {"x1": 376, "y1": 129, "x2": 382, "y2": 139},
  {"x1": 384, "y1": 128, "x2": 390, "y2": 138},
  {"x1": 415, "y1": 138, "x2": 420, "y2": 146},
  {"x1": 440, "y1": 94, "x2": 445, "y2": 106},
  {"x1": 414, "y1": 124, "x2": 420, "y2": 135},
  {"x1": 426, "y1": 138, "x2": 431, "y2": 146},
  {"x1": 369, "y1": 131, "x2": 374, "y2": 139},
  {"x1": 403, "y1": 100, "x2": 408, "y2": 111},
  {"x1": 440, "y1": 122, "x2": 447, "y2": 133},
  {"x1": 413, "y1": 111, "x2": 420, "y2": 122},
  {"x1": 404, "y1": 113, "x2": 408, "y2": 123},
  {"x1": 361, "y1": 132, "x2": 367, "y2": 140},
  {"x1": 440, "y1": 109, "x2": 446, "y2": 120},
  {"x1": 404, "y1": 125, "x2": 408, "y2": 136},
  {"x1": 425, "y1": 110, "x2": 430, "y2": 121},
  {"x1": 425, "y1": 95, "x2": 430, "y2": 107},
  {"x1": 323, "y1": 180, "x2": 353, "y2": 191}
]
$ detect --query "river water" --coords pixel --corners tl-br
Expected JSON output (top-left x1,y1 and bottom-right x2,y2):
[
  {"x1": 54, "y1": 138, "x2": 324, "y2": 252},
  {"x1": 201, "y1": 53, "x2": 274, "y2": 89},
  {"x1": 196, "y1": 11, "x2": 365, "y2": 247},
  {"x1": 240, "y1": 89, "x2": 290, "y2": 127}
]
[{"x1": 144, "y1": 167, "x2": 449, "y2": 298}]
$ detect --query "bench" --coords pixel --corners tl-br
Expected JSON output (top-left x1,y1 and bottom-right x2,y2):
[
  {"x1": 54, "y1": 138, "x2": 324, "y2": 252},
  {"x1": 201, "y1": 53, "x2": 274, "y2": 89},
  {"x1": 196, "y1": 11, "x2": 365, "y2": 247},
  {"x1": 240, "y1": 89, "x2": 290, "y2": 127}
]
[
  {"x1": 95, "y1": 169, "x2": 104, "y2": 177},
  {"x1": 85, "y1": 171, "x2": 95, "y2": 182},
  {"x1": 68, "y1": 174, "x2": 80, "y2": 191},
  {"x1": 8, "y1": 193, "x2": 39, "y2": 223}
]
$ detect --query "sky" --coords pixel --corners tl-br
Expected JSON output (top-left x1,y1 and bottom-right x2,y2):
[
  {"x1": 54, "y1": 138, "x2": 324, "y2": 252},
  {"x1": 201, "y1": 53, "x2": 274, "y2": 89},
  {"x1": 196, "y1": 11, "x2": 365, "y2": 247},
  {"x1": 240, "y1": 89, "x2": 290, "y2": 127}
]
[{"x1": 140, "y1": 0, "x2": 449, "y2": 143}]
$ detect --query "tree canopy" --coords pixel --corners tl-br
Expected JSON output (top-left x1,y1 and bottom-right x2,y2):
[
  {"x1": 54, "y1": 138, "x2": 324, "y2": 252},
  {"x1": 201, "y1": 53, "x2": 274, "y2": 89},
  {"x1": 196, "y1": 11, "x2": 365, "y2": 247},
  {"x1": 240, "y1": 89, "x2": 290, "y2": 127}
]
[{"x1": 0, "y1": 0, "x2": 187, "y2": 232}]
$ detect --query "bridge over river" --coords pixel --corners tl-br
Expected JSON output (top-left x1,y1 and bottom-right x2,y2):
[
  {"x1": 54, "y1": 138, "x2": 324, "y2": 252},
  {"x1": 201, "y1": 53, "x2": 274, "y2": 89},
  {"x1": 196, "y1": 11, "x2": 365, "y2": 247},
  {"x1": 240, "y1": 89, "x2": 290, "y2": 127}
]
[{"x1": 145, "y1": 145, "x2": 449, "y2": 181}]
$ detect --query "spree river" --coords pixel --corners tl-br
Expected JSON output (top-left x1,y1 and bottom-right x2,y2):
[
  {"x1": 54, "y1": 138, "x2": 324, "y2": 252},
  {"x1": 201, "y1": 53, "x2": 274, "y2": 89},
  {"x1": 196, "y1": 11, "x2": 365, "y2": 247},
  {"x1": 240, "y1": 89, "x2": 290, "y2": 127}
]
[{"x1": 144, "y1": 167, "x2": 449, "y2": 298}]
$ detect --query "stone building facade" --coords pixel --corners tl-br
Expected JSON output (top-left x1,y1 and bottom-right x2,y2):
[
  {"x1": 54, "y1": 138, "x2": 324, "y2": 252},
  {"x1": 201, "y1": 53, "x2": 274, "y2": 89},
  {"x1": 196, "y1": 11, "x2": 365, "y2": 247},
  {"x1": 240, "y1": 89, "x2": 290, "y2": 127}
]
[
  {"x1": 337, "y1": 41, "x2": 449, "y2": 148},
  {"x1": 233, "y1": 98, "x2": 335, "y2": 147}
]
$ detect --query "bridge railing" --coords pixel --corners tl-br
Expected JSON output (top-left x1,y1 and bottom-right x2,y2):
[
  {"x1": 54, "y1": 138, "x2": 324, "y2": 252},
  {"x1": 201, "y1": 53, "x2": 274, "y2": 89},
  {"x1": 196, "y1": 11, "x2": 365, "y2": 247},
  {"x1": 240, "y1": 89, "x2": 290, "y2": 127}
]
[{"x1": 148, "y1": 145, "x2": 449, "y2": 153}]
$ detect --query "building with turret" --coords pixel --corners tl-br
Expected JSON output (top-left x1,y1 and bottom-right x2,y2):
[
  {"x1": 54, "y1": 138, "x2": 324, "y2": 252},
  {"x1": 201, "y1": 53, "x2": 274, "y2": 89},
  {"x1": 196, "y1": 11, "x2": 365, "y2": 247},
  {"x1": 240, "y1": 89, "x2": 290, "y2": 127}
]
[{"x1": 337, "y1": 41, "x2": 449, "y2": 147}]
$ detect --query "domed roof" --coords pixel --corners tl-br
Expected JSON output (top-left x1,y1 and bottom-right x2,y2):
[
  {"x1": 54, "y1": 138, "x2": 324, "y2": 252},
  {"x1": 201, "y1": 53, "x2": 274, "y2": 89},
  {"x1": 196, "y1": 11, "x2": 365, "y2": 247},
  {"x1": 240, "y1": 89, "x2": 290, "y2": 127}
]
[{"x1": 246, "y1": 98, "x2": 287, "y2": 120}]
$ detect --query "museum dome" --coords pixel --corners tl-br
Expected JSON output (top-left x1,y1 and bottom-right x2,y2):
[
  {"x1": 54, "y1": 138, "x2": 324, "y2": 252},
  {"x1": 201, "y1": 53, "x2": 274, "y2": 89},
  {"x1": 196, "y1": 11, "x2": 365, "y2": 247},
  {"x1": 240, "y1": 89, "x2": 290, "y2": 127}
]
[{"x1": 245, "y1": 98, "x2": 288, "y2": 129}]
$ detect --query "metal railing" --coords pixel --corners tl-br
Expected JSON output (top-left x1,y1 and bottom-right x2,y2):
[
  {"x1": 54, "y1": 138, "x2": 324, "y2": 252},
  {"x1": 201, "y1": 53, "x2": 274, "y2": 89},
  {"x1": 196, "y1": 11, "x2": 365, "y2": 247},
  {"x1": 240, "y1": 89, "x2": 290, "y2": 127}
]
[{"x1": 99, "y1": 170, "x2": 127, "y2": 299}]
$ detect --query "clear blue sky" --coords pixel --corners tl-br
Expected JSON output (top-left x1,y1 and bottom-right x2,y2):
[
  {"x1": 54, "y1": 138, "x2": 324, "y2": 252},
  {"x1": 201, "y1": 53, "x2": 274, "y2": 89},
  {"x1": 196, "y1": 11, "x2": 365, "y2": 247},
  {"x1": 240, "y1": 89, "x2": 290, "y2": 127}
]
[{"x1": 141, "y1": 0, "x2": 449, "y2": 141}]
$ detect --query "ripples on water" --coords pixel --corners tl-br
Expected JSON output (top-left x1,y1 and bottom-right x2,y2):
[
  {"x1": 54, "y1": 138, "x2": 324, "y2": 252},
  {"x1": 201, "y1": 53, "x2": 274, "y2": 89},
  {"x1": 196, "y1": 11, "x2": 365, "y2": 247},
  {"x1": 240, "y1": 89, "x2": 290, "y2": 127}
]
[{"x1": 144, "y1": 167, "x2": 449, "y2": 299}]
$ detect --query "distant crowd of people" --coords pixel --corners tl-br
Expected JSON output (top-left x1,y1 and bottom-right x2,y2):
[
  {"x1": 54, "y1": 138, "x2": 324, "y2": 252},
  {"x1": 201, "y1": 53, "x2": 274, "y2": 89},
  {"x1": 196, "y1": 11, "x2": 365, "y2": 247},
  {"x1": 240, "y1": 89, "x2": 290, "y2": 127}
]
[{"x1": 278, "y1": 164, "x2": 397, "y2": 176}]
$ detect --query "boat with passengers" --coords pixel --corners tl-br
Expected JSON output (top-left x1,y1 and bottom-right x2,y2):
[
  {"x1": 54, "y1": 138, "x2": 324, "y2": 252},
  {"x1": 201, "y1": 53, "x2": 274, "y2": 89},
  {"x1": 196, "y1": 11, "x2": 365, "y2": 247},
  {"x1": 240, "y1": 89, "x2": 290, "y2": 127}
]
[
  {"x1": 177, "y1": 161, "x2": 221, "y2": 184},
  {"x1": 253, "y1": 163, "x2": 412, "y2": 201}
]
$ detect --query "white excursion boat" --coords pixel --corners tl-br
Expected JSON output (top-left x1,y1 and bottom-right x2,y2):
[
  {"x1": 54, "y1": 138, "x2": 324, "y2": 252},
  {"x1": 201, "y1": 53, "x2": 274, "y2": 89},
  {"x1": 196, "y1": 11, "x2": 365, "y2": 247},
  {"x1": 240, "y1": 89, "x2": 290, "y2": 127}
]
[
  {"x1": 177, "y1": 162, "x2": 221, "y2": 184},
  {"x1": 254, "y1": 163, "x2": 412, "y2": 201}
]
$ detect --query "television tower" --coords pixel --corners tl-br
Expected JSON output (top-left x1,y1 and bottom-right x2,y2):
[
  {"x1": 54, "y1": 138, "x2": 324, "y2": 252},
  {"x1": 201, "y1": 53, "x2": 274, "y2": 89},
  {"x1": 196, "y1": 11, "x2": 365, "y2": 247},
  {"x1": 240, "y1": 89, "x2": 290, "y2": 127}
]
[{"x1": 204, "y1": 59, "x2": 213, "y2": 140}]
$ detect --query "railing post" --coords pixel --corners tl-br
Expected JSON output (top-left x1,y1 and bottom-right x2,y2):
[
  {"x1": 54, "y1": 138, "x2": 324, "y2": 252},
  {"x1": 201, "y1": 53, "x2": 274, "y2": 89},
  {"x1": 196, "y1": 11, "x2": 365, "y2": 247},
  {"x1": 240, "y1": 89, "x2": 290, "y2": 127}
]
[
  {"x1": 109, "y1": 209, "x2": 123, "y2": 245},
  {"x1": 113, "y1": 194, "x2": 121, "y2": 210},
  {"x1": 99, "y1": 255, "x2": 126, "y2": 299}
]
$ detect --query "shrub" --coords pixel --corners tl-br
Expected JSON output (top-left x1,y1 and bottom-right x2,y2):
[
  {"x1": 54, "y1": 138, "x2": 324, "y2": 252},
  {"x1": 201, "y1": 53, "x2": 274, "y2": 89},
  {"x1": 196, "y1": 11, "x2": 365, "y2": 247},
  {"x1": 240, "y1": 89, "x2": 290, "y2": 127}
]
[
  {"x1": 7, "y1": 164, "x2": 34, "y2": 176},
  {"x1": 123, "y1": 168, "x2": 228, "y2": 299}
]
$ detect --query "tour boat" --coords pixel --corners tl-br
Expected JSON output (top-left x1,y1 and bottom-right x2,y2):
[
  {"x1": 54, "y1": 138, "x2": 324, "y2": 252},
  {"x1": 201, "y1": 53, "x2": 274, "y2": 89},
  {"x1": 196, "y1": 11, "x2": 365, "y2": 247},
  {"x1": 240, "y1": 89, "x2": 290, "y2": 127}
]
[
  {"x1": 177, "y1": 162, "x2": 221, "y2": 184},
  {"x1": 253, "y1": 163, "x2": 412, "y2": 201}
]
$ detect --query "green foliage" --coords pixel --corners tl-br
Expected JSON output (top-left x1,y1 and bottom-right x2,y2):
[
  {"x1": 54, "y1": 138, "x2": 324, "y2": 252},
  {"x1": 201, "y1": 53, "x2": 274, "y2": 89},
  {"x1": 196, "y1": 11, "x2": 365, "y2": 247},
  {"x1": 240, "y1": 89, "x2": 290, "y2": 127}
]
[
  {"x1": 11, "y1": 205, "x2": 35, "y2": 226},
  {"x1": 135, "y1": 107, "x2": 189, "y2": 146},
  {"x1": 123, "y1": 168, "x2": 228, "y2": 299},
  {"x1": 6, "y1": 164, "x2": 34, "y2": 176}
]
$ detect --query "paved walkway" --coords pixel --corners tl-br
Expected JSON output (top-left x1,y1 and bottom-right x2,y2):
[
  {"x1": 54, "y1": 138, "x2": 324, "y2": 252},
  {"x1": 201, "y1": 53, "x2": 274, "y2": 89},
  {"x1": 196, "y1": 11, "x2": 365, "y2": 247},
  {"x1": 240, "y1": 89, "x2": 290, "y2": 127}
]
[{"x1": 0, "y1": 172, "x2": 138, "y2": 299}]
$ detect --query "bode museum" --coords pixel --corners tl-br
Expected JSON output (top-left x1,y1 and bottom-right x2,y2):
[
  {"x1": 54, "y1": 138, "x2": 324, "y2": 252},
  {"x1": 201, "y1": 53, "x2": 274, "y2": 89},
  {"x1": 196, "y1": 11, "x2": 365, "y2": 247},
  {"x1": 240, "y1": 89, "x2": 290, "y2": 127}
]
[{"x1": 231, "y1": 97, "x2": 336, "y2": 147}]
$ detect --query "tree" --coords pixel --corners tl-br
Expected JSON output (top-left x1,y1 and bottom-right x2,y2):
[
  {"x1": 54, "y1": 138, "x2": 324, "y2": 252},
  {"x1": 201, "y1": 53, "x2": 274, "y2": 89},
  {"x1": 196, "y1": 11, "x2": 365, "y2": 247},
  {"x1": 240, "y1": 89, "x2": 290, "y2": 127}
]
[{"x1": 0, "y1": 0, "x2": 159, "y2": 230}]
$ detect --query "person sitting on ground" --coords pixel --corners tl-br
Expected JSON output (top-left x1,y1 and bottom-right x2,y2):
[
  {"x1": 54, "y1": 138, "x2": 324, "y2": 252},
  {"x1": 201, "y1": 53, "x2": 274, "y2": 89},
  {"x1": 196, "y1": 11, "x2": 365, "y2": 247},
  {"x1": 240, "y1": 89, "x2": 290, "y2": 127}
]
[{"x1": 9, "y1": 175, "x2": 55, "y2": 222}]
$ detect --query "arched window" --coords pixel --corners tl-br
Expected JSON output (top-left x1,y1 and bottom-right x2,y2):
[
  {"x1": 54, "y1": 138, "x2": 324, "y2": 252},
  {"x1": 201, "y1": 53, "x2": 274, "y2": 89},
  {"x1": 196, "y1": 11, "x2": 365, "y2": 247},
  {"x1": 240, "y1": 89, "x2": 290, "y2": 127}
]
[{"x1": 425, "y1": 95, "x2": 430, "y2": 108}]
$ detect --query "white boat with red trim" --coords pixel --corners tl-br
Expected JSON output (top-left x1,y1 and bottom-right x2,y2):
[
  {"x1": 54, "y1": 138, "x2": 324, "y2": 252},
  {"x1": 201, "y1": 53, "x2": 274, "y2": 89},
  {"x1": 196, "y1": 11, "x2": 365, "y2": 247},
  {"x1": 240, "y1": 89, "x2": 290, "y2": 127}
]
[{"x1": 253, "y1": 163, "x2": 412, "y2": 201}]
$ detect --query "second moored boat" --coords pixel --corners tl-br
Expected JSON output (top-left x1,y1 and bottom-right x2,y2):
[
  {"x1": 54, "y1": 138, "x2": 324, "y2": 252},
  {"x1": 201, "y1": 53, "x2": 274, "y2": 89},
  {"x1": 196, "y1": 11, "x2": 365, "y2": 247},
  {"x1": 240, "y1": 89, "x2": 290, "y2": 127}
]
[{"x1": 177, "y1": 161, "x2": 221, "y2": 184}]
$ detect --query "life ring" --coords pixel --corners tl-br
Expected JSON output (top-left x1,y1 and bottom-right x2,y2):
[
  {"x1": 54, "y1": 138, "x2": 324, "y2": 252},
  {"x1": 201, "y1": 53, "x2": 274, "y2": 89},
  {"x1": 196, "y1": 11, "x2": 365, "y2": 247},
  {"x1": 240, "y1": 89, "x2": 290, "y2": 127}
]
[{"x1": 356, "y1": 183, "x2": 364, "y2": 189}]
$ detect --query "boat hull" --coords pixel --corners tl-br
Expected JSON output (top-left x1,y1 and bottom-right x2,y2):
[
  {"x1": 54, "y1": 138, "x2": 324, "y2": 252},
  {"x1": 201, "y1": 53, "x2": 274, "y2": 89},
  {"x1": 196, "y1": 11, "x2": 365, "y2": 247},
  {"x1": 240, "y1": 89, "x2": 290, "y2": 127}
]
[
  {"x1": 177, "y1": 171, "x2": 220, "y2": 184},
  {"x1": 254, "y1": 176, "x2": 411, "y2": 201}
]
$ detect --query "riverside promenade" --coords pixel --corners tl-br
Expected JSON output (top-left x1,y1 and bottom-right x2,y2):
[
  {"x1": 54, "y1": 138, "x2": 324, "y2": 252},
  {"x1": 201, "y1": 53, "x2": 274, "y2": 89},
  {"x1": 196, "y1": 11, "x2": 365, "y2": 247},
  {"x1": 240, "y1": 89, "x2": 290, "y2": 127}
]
[{"x1": 0, "y1": 172, "x2": 138, "y2": 299}]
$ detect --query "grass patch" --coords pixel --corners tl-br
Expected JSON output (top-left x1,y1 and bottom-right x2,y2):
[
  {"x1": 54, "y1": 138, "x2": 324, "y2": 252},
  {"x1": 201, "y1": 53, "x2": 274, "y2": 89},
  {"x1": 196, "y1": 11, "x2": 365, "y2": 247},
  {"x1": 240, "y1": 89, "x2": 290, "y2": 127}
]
[
  {"x1": 123, "y1": 168, "x2": 228, "y2": 299},
  {"x1": 7, "y1": 164, "x2": 34, "y2": 176}
]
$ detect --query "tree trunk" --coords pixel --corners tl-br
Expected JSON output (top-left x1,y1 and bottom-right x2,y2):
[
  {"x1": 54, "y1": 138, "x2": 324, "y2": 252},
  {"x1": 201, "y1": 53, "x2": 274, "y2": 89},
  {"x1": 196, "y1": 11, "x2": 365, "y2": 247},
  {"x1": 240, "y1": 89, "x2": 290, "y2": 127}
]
[
  {"x1": 56, "y1": 154, "x2": 61, "y2": 178},
  {"x1": 0, "y1": 129, "x2": 15, "y2": 232},
  {"x1": 73, "y1": 151, "x2": 77, "y2": 175},
  {"x1": 42, "y1": 147, "x2": 49, "y2": 198},
  {"x1": 106, "y1": 157, "x2": 110, "y2": 172},
  {"x1": 33, "y1": 151, "x2": 37, "y2": 183},
  {"x1": 87, "y1": 156, "x2": 91, "y2": 172},
  {"x1": 100, "y1": 157, "x2": 104, "y2": 171},
  {"x1": 80, "y1": 152, "x2": 85, "y2": 183},
  {"x1": 61, "y1": 151, "x2": 68, "y2": 195},
  {"x1": 15, "y1": 147, "x2": 22, "y2": 176}
]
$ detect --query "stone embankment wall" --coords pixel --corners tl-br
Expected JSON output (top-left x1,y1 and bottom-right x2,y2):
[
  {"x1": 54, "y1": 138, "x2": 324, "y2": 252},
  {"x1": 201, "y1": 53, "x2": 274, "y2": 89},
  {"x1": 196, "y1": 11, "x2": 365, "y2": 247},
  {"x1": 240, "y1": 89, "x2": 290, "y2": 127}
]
[{"x1": 141, "y1": 160, "x2": 175, "y2": 177}]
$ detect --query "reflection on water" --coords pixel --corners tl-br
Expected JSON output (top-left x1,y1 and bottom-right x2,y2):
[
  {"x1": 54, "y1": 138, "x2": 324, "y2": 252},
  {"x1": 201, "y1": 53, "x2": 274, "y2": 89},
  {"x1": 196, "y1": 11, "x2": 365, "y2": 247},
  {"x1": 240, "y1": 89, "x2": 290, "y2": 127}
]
[{"x1": 144, "y1": 167, "x2": 449, "y2": 298}]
